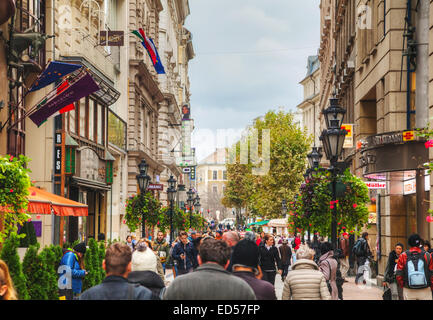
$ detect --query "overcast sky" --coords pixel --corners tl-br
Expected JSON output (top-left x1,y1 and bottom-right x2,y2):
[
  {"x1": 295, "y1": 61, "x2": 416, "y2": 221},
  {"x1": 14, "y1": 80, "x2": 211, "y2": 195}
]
[{"x1": 184, "y1": 0, "x2": 320, "y2": 162}]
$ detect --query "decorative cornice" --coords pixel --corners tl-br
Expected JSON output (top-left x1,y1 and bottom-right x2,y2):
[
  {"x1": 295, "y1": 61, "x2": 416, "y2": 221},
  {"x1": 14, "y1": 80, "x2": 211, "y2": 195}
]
[{"x1": 130, "y1": 59, "x2": 164, "y2": 103}]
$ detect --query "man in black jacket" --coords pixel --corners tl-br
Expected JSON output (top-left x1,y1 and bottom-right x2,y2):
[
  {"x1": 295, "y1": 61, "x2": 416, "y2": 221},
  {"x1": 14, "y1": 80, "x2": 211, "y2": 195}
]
[
  {"x1": 79, "y1": 243, "x2": 152, "y2": 300},
  {"x1": 278, "y1": 239, "x2": 292, "y2": 282},
  {"x1": 383, "y1": 243, "x2": 404, "y2": 300}
]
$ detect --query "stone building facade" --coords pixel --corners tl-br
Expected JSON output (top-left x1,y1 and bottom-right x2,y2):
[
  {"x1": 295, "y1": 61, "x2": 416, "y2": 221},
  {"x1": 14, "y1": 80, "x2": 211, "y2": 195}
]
[{"x1": 318, "y1": 0, "x2": 433, "y2": 283}]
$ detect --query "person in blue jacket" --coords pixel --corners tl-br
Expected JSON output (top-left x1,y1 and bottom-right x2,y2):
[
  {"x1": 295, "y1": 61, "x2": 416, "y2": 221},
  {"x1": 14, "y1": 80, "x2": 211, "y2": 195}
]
[
  {"x1": 58, "y1": 242, "x2": 88, "y2": 300},
  {"x1": 172, "y1": 231, "x2": 197, "y2": 275}
]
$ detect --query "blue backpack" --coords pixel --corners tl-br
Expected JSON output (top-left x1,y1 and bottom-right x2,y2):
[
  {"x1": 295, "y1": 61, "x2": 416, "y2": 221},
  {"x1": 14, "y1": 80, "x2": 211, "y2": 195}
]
[{"x1": 405, "y1": 250, "x2": 431, "y2": 289}]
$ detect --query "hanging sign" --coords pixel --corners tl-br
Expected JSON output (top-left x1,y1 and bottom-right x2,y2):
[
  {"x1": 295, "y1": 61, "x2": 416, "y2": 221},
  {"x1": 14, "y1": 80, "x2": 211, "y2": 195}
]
[
  {"x1": 341, "y1": 124, "x2": 353, "y2": 148},
  {"x1": 99, "y1": 31, "x2": 125, "y2": 46},
  {"x1": 147, "y1": 184, "x2": 163, "y2": 191},
  {"x1": 365, "y1": 181, "x2": 386, "y2": 189}
]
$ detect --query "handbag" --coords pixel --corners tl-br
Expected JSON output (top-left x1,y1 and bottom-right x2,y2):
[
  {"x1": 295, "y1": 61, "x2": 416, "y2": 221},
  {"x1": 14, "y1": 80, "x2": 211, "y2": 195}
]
[{"x1": 382, "y1": 286, "x2": 392, "y2": 300}]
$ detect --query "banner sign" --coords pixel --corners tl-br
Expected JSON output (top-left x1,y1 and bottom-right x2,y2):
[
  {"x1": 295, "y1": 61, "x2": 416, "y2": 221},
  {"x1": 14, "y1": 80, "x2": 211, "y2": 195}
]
[
  {"x1": 100, "y1": 31, "x2": 124, "y2": 46},
  {"x1": 365, "y1": 181, "x2": 386, "y2": 189}
]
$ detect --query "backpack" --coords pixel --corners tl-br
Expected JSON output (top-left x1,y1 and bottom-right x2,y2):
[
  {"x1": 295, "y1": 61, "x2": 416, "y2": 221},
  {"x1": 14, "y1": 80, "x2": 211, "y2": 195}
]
[
  {"x1": 405, "y1": 250, "x2": 431, "y2": 289},
  {"x1": 352, "y1": 239, "x2": 365, "y2": 257}
]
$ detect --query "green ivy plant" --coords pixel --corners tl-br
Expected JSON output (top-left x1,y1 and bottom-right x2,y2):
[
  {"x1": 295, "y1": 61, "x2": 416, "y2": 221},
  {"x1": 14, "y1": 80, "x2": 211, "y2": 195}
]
[
  {"x1": 0, "y1": 154, "x2": 32, "y2": 243},
  {"x1": 288, "y1": 168, "x2": 370, "y2": 237}
]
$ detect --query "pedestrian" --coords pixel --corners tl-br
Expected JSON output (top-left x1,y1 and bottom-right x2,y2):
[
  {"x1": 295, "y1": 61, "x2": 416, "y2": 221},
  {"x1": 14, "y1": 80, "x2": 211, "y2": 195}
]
[
  {"x1": 163, "y1": 238, "x2": 256, "y2": 300},
  {"x1": 232, "y1": 239, "x2": 277, "y2": 300},
  {"x1": 310, "y1": 234, "x2": 321, "y2": 264},
  {"x1": 339, "y1": 232, "x2": 350, "y2": 281},
  {"x1": 318, "y1": 241, "x2": 339, "y2": 300},
  {"x1": 215, "y1": 230, "x2": 223, "y2": 240},
  {"x1": 79, "y1": 242, "x2": 153, "y2": 300},
  {"x1": 171, "y1": 231, "x2": 197, "y2": 276},
  {"x1": 58, "y1": 242, "x2": 88, "y2": 300},
  {"x1": 423, "y1": 240, "x2": 433, "y2": 254},
  {"x1": 244, "y1": 231, "x2": 256, "y2": 242},
  {"x1": 144, "y1": 239, "x2": 165, "y2": 281},
  {"x1": 126, "y1": 235, "x2": 135, "y2": 252},
  {"x1": 222, "y1": 231, "x2": 240, "y2": 272},
  {"x1": 97, "y1": 233, "x2": 106, "y2": 242},
  {"x1": 278, "y1": 239, "x2": 292, "y2": 282},
  {"x1": 256, "y1": 231, "x2": 265, "y2": 246},
  {"x1": 383, "y1": 242, "x2": 404, "y2": 300},
  {"x1": 152, "y1": 231, "x2": 171, "y2": 274},
  {"x1": 281, "y1": 245, "x2": 331, "y2": 300},
  {"x1": 128, "y1": 241, "x2": 166, "y2": 300},
  {"x1": 0, "y1": 259, "x2": 18, "y2": 300},
  {"x1": 258, "y1": 234, "x2": 283, "y2": 286},
  {"x1": 395, "y1": 234, "x2": 433, "y2": 300},
  {"x1": 353, "y1": 232, "x2": 372, "y2": 285}
]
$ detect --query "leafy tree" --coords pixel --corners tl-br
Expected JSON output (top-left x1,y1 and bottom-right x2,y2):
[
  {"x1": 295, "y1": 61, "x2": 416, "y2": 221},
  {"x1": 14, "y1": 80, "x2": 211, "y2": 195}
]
[
  {"x1": 0, "y1": 232, "x2": 29, "y2": 299},
  {"x1": 18, "y1": 221, "x2": 37, "y2": 247},
  {"x1": 0, "y1": 155, "x2": 32, "y2": 244},
  {"x1": 98, "y1": 241, "x2": 106, "y2": 281},
  {"x1": 82, "y1": 238, "x2": 100, "y2": 291}
]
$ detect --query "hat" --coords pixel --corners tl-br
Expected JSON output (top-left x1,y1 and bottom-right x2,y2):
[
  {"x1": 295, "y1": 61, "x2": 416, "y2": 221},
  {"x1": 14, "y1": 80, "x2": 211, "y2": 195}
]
[
  {"x1": 408, "y1": 234, "x2": 422, "y2": 248},
  {"x1": 231, "y1": 239, "x2": 259, "y2": 274},
  {"x1": 131, "y1": 247, "x2": 158, "y2": 273},
  {"x1": 73, "y1": 242, "x2": 87, "y2": 255}
]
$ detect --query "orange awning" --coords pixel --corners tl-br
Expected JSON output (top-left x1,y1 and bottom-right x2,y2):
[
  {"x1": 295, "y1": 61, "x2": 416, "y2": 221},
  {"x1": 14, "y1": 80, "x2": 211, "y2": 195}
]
[{"x1": 28, "y1": 187, "x2": 88, "y2": 217}]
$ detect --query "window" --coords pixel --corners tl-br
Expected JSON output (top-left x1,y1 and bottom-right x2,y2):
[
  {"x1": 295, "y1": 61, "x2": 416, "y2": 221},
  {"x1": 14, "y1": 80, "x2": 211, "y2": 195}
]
[
  {"x1": 69, "y1": 105, "x2": 76, "y2": 134},
  {"x1": 97, "y1": 103, "x2": 103, "y2": 145},
  {"x1": 79, "y1": 98, "x2": 86, "y2": 137},
  {"x1": 213, "y1": 171, "x2": 218, "y2": 180},
  {"x1": 88, "y1": 100, "x2": 95, "y2": 141},
  {"x1": 213, "y1": 185, "x2": 218, "y2": 193}
]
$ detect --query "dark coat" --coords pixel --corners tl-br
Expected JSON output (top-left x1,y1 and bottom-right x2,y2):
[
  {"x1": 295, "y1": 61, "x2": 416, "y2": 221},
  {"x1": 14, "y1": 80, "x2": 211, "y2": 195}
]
[
  {"x1": 233, "y1": 271, "x2": 277, "y2": 300},
  {"x1": 163, "y1": 263, "x2": 256, "y2": 300},
  {"x1": 258, "y1": 244, "x2": 282, "y2": 272},
  {"x1": 128, "y1": 270, "x2": 165, "y2": 300},
  {"x1": 79, "y1": 275, "x2": 153, "y2": 300},
  {"x1": 172, "y1": 241, "x2": 197, "y2": 271},
  {"x1": 384, "y1": 250, "x2": 399, "y2": 283},
  {"x1": 279, "y1": 244, "x2": 292, "y2": 265}
]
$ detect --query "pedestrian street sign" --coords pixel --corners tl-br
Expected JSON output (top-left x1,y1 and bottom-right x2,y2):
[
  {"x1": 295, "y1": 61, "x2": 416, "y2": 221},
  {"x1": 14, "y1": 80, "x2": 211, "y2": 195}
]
[{"x1": 182, "y1": 167, "x2": 191, "y2": 174}]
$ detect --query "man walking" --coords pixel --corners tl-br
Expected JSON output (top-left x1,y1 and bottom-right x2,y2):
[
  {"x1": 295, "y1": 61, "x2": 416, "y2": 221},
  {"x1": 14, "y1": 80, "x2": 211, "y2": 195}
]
[
  {"x1": 79, "y1": 243, "x2": 153, "y2": 300},
  {"x1": 171, "y1": 231, "x2": 197, "y2": 275},
  {"x1": 353, "y1": 232, "x2": 372, "y2": 285},
  {"x1": 222, "y1": 231, "x2": 240, "y2": 272},
  {"x1": 383, "y1": 242, "x2": 404, "y2": 300},
  {"x1": 339, "y1": 232, "x2": 350, "y2": 281},
  {"x1": 395, "y1": 234, "x2": 433, "y2": 300},
  {"x1": 163, "y1": 238, "x2": 256, "y2": 300},
  {"x1": 152, "y1": 231, "x2": 171, "y2": 274},
  {"x1": 278, "y1": 239, "x2": 292, "y2": 282}
]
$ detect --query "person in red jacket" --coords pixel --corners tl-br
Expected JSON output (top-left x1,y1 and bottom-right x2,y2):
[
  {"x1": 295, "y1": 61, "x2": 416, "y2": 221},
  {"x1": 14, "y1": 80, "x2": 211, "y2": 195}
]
[
  {"x1": 395, "y1": 234, "x2": 433, "y2": 300},
  {"x1": 294, "y1": 233, "x2": 302, "y2": 251}
]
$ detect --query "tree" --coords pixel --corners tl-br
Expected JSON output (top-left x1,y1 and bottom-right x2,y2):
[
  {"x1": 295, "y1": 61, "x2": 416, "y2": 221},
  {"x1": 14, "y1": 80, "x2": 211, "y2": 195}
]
[
  {"x1": 0, "y1": 155, "x2": 32, "y2": 244},
  {"x1": 18, "y1": 221, "x2": 37, "y2": 247},
  {"x1": 98, "y1": 241, "x2": 106, "y2": 281},
  {"x1": 0, "y1": 233, "x2": 29, "y2": 299},
  {"x1": 22, "y1": 243, "x2": 49, "y2": 300},
  {"x1": 40, "y1": 246, "x2": 60, "y2": 300},
  {"x1": 82, "y1": 238, "x2": 100, "y2": 291}
]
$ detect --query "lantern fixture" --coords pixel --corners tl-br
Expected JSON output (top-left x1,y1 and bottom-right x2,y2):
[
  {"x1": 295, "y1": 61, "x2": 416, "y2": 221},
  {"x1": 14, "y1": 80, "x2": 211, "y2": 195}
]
[
  {"x1": 322, "y1": 97, "x2": 346, "y2": 129},
  {"x1": 136, "y1": 159, "x2": 151, "y2": 194}
]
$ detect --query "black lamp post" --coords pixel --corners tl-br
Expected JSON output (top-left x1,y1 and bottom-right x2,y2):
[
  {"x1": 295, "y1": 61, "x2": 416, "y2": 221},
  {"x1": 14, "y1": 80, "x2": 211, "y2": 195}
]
[
  {"x1": 167, "y1": 175, "x2": 177, "y2": 246},
  {"x1": 319, "y1": 97, "x2": 347, "y2": 250},
  {"x1": 194, "y1": 194, "x2": 201, "y2": 231},
  {"x1": 136, "y1": 159, "x2": 151, "y2": 238},
  {"x1": 187, "y1": 188, "x2": 195, "y2": 227},
  {"x1": 281, "y1": 199, "x2": 287, "y2": 218}
]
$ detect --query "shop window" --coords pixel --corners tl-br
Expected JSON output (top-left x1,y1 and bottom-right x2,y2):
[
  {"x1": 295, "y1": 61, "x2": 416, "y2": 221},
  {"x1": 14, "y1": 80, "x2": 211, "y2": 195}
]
[
  {"x1": 89, "y1": 100, "x2": 95, "y2": 141},
  {"x1": 79, "y1": 98, "x2": 86, "y2": 137}
]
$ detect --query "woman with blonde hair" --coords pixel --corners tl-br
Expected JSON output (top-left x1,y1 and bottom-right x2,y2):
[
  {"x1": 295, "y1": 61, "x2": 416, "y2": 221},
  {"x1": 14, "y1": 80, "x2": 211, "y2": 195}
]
[
  {"x1": 0, "y1": 259, "x2": 18, "y2": 300},
  {"x1": 282, "y1": 245, "x2": 331, "y2": 300}
]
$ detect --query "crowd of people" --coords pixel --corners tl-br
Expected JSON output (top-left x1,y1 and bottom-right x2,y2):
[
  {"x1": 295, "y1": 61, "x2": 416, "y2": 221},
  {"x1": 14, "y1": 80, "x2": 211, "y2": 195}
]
[{"x1": 1, "y1": 227, "x2": 433, "y2": 301}]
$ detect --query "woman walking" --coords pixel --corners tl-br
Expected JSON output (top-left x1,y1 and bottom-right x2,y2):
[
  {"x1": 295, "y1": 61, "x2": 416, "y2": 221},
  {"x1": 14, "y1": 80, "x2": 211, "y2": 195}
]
[
  {"x1": 258, "y1": 234, "x2": 282, "y2": 286},
  {"x1": 318, "y1": 242, "x2": 339, "y2": 300},
  {"x1": 282, "y1": 245, "x2": 331, "y2": 300}
]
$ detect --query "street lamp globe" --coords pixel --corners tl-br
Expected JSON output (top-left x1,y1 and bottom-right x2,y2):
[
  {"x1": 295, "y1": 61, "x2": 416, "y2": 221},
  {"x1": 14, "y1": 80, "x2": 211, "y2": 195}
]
[
  {"x1": 307, "y1": 146, "x2": 323, "y2": 169},
  {"x1": 320, "y1": 128, "x2": 347, "y2": 162},
  {"x1": 136, "y1": 159, "x2": 151, "y2": 193},
  {"x1": 323, "y1": 98, "x2": 346, "y2": 129},
  {"x1": 167, "y1": 176, "x2": 177, "y2": 202},
  {"x1": 281, "y1": 199, "x2": 287, "y2": 217},
  {"x1": 187, "y1": 188, "x2": 195, "y2": 211}
]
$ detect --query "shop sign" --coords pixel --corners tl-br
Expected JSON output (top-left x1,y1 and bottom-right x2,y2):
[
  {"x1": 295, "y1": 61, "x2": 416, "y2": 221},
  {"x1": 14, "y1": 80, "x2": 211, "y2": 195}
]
[
  {"x1": 147, "y1": 184, "x2": 163, "y2": 191},
  {"x1": 368, "y1": 212, "x2": 377, "y2": 224},
  {"x1": 341, "y1": 124, "x2": 353, "y2": 148},
  {"x1": 365, "y1": 181, "x2": 386, "y2": 189},
  {"x1": 404, "y1": 179, "x2": 416, "y2": 195},
  {"x1": 99, "y1": 31, "x2": 124, "y2": 46}
]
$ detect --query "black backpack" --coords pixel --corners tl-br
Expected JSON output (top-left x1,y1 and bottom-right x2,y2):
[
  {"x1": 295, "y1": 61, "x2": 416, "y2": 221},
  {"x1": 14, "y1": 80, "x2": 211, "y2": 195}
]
[{"x1": 353, "y1": 239, "x2": 366, "y2": 257}]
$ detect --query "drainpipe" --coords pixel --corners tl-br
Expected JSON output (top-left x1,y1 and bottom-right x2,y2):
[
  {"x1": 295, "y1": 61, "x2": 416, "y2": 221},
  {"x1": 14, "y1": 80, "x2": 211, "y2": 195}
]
[{"x1": 415, "y1": 0, "x2": 429, "y2": 129}]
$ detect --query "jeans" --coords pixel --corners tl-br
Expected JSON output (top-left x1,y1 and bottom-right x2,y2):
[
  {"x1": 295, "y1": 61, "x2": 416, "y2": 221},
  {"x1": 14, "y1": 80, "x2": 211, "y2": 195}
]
[
  {"x1": 389, "y1": 282, "x2": 404, "y2": 300},
  {"x1": 281, "y1": 263, "x2": 290, "y2": 280},
  {"x1": 162, "y1": 263, "x2": 166, "y2": 274},
  {"x1": 262, "y1": 271, "x2": 277, "y2": 286},
  {"x1": 355, "y1": 257, "x2": 370, "y2": 284}
]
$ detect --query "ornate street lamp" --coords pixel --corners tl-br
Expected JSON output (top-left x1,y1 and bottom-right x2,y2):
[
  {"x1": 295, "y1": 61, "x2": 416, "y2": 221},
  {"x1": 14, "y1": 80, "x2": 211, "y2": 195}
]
[
  {"x1": 136, "y1": 159, "x2": 151, "y2": 238},
  {"x1": 187, "y1": 188, "x2": 195, "y2": 227},
  {"x1": 194, "y1": 194, "x2": 201, "y2": 231},
  {"x1": 307, "y1": 147, "x2": 323, "y2": 169},
  {"x1": 320, "y1": 97, "x2": 348, "y2": 250},
  {"x1": 167, "y1": 175, "x2": 177, "y2": 246}
]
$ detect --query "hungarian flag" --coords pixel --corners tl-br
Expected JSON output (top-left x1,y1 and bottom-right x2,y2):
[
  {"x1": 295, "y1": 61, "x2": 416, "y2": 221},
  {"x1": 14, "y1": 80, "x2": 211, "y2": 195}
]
[
  {"x1": 29, "y1": 61, "x2": 82, "y2": 92},
  {"x1": 29, "y1": 71, "x2": 100, "y2": 127},
  {"x1": 132, "y1": 28, "x2": 166, "y2": 74}
]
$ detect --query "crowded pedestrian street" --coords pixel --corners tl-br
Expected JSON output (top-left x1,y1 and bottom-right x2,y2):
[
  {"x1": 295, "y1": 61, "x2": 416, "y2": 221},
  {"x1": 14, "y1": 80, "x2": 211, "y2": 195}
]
[{"x1": 2, "y1": 0, "x2": 433, "y2": 311}]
